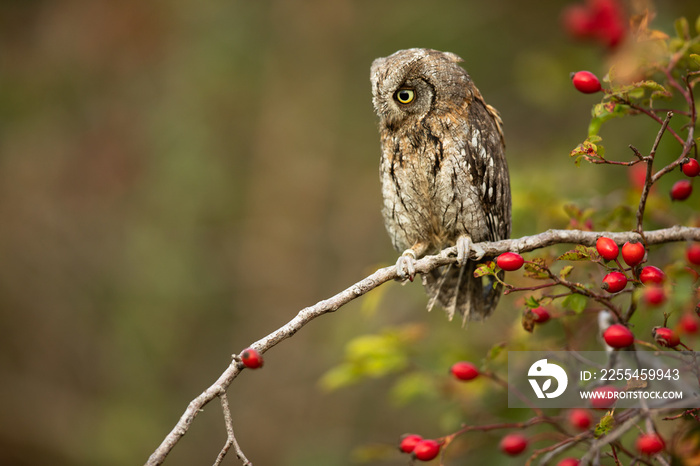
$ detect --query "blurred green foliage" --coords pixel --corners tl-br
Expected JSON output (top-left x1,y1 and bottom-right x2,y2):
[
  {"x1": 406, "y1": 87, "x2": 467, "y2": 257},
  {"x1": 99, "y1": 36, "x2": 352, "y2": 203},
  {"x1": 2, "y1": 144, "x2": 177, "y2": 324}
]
[{"x1": 1, "y1": 0, "x2": 698, "y2": 465}]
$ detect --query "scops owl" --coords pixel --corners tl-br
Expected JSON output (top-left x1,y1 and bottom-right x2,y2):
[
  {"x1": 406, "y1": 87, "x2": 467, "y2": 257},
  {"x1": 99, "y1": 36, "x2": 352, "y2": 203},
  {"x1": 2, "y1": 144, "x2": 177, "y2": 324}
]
[{"x1": 370, "y1": 48, "x2": 511, "y2": 323}]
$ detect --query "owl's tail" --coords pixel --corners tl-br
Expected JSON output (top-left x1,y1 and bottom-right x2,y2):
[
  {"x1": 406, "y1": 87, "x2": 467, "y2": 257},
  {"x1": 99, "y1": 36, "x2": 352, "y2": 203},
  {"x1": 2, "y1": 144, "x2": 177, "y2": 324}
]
[{"x1": 422, "y1": 261, "x2": 503, "y2": 325}]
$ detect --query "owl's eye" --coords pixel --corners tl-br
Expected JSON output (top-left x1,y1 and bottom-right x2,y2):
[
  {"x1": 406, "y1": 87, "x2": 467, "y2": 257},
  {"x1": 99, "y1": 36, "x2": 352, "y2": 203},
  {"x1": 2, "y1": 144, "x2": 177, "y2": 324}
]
[{"x1": 394, "y1": 88, "x2": 415, "y2": 104}]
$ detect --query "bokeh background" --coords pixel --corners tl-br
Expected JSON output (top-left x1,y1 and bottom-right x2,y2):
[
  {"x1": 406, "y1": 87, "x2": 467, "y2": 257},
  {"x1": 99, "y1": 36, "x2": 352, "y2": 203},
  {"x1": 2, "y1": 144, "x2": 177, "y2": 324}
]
[{"x1": 1, "y1": 1, "x2": 698, "y2": 465}]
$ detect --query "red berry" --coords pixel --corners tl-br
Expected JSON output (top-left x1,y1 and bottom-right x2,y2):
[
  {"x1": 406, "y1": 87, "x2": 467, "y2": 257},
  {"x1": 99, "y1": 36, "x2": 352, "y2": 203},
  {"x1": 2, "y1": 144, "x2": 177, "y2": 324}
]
[
  {"x1": 557, "y1": 458, "x2": 580, "y2": 466},
  {"x1": 562, "y1": 5, "x2": 595, "y2": 39},
  {"x1": 499, "y1": 433, "x2": 528, "y2": 456},
  {"x1": 639, "y1": 266, "x2": 665, "y2": 284},
  {"x1": 399, "y1": 434, "x2": 423, "y2": 454},
  {"x1": 240, "y1": 348, "x2": 264, "y2": 369},
  {"x1": 571, "y1": 71, "x2": 602, "y2": 93},
  {"x1": 671, "y1": 180, "x2": 693, "y2": 200},
  {"x1": 603, "y1": 324, "x2": 634, "y2": 348},
  {"x1": 497, "y1": 252, "x2": 524, "y2": 271},
  {"x1": 531, "y1": 306, "x2": 551, "y2": 323},
  {"x1": 596, "y1": 237, "x2": 619, "y2": 261},
  {"x1": 602, "y1": 271, "x2": 627, "y2": 293},
  {"x1": 682, "y1": 158, "x2": 700, "y2": 177},
  {"x1": 621, "y1": 241, "x2": 645, "y2": 267},
  {"x1": 567, "y1": 408, "x2": 593, "y2": 430},
  {"x1": 450, "y1": 361, "x2": 479, "y2": 381},
  {"x1": 629, "y1": 163, "x2": 648, "y2": 191},
  {"x1": 590, "y1": 385, "x2": 618, "y2": 409},
  {"x1": 413, "y1": 439, "x2": 441, "y2": 461},
  {"x1": 636, "y1": 433, "x2": 665, "y2": 455},
  {"x1": 679, "y1": 313, "x2": 699, "y2": 334},
  {"x1": 652, "y1": 327, "x2": 680, "y2": 348},
  {"x1": 687, "y1": 244, "x2": 700, "y2": 266},
  {"x1": 643, "y1": 286, "x2": 666, "y2": 306}
]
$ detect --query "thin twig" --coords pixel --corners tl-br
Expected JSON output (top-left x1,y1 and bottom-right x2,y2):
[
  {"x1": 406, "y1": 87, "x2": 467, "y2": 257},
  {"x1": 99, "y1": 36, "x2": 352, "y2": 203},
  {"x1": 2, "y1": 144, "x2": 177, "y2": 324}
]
[
  {"x1": 213, "y1": 393, "x2": 252, "y2": 466},
  {"x1": 635, "y1": 111, "x2": 673, "y2": 234}
]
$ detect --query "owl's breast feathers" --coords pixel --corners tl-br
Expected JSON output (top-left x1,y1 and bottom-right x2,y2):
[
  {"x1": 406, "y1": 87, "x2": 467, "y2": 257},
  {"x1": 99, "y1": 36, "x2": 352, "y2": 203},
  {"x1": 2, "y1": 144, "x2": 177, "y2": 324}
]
[{"x1": 379, "y1": 95, "x2": 509, "y2": 254}]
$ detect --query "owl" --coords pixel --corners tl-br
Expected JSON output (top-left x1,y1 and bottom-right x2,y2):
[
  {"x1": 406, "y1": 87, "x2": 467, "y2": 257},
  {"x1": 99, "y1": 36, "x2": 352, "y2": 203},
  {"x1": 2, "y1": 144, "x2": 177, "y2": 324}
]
[{"x1": 370, "y1": 48, "x2": 511, "y2": 323}]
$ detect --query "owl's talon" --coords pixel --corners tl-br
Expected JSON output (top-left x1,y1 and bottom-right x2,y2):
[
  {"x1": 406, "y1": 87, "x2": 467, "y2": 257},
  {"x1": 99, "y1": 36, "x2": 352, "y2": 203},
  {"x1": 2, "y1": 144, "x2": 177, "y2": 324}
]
[
  {"x1": 396, "y1": 250, "x2": 417, "y2": 281},
  {"x1": 456, "y1": 236, "x2": 485, "y2": 266}
]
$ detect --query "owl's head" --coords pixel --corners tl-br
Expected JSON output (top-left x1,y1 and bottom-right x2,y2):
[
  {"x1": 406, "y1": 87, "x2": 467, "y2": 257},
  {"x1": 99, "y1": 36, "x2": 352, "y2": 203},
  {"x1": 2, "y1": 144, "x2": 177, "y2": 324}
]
[{"x1": 370, "y1": 48, "x2": 473, "y2": 128}]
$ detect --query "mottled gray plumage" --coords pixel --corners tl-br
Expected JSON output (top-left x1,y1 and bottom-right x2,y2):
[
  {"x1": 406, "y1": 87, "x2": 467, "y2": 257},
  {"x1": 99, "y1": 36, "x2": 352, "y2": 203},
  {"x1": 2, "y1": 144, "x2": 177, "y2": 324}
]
[{"x1": 370, "y1": 48, "x2": 511, "y2": 323}]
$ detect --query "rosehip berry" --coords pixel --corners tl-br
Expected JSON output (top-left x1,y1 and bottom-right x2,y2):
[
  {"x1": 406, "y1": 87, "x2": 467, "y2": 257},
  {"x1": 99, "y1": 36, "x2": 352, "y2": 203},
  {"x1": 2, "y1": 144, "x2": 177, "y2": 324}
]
[
  {"x1": 399, "y1": 434, "x2": 423, "y2": 454},
  {"x1": 450, "y1": 361, "x2": 479, "y2": 381},
  {"x1": 687, "y1": 243, "x2": 700, "y2": 266},
  {"x1": 639, "y1": 266, "x2": 665, "y2": 284},
  {"x1": 413, "y1": 439, "x2": 441, "y2": 461},
  {"x1": 567, "y1": 408, "x2": 593, "y2": 430},
  {"x1": 557, "y1": 458, "x2": 580, "y2": 466},
  {"x1": 679, "y1": 313, "x2": 699, "y2": 334},
  {"x1": 562, "y1": 5, "x2": 595, "y2": 39},
  {"x1": 240, "y1": 348, "x2": 264, "y2": 369},
  {"x1": 499, "y1": 433, "x2": 528, "y2": 456},
  {"x1": 603, "y1": 324, "x2": 634, "y2": 348},
  {"x1": 643, "y1": 286, "x2": 666, "y2": 306},
  {"x1": 670, "y1": 180, "x2": 693, "y2": 201},
  {"x1": 652, "y1": 327, "x2": 680, "y2": 348},
  {"x1": 497, "y1": 252, "x2": 524, "y2": 271},
  {"x1": 629, "y1": 163, "x2": 648, "y2": 191},
  {"x1": 681, "y1": 158, "x2": 700, "y2": 177},
  {"x1": 602, "y1": 271, "x2": 627, "y2": 293},
  {"x1": 590, "y1": 385, "x2": 618, "y2": 409},
  {"x1": 531, "y1": 306, "x2": 551, "y2": 323},
  {"x1": 636, "y1": 433, "x2": 665, "y2": 455},
  {"x1": 571, "y1": 71, "x2": 602, "y2": 93},
  {"x1": 596, "y1": 237, "x2": 619, "y2": 261},
  {"x1": 621, "y1": 241, "x2": 645, "y2": 267}
]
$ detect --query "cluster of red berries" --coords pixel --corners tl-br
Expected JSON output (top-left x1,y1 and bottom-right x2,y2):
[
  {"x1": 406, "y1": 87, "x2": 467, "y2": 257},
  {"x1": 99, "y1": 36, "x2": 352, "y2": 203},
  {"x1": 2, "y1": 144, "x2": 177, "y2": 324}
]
[
  {"x1": 562, "y1": 0, "x2": 626, "y2": 49},
  {"x1": 399, "y1": 434, "x2": 441, "y2": 461}
]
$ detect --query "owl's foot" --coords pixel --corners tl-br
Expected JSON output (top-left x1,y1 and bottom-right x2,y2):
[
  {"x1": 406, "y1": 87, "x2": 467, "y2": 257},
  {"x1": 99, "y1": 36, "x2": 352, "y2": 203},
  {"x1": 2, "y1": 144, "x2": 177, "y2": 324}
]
[
  {"x1": 456, "y1": 235, "x2": 485, "y2": 266},
  {"x1": 396, "y1": 250, "x2": 417, "y2": 282}
]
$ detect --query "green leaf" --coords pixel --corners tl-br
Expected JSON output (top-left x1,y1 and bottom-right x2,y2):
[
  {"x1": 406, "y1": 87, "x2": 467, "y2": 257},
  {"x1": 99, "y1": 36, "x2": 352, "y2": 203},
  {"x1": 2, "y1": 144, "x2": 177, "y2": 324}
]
[
  {"x1": 690, "y1": 54, "x2": 700, "y2": 69},
  {"x1": 588, "y1": 103, "x2": 630, "y2": 137},
  {"x1": 559, "y1": 265, "x2": 574, "y2": 279},
  {"x1": 696, "y1": 15, "x2": 700, "y2": 35},
  {"x1": 525, "y1": 295, "x2": 541, "y2": 308},
  {"x1": 562, "y1": 293, "x2": 588, "y2": 313},
  {"x1": 675, "y1": 17, "x2": 690, "y2": 39},
  {"x1": 474, "y1": 261, "x2": 496, "y2": 278},
  {"x1": 594, "y1": 412, "x2": 616, "y2": 438},
  {"x1": 484, "y1": 342, "x2": 506, "y2": 363},
  {"x1": 557, "y1": 245, "x2": 597, "y2": 261},
  {"x1": 524, "y1": 258, "x2": 549, "y2": 279}
]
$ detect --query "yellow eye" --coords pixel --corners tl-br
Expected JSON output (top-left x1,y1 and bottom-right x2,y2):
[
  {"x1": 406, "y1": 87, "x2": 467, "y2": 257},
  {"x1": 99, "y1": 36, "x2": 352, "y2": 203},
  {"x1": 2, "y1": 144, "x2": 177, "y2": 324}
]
[{"x1": 394, "y1": 88, "x2": 415, "y2": 104}]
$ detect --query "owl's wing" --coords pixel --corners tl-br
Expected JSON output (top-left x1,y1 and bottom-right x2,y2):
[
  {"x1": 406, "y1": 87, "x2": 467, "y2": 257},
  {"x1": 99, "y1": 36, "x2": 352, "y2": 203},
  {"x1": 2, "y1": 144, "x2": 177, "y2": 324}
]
[{"x1": 462, "y1": 94, "x2": 512, "y2": 242}]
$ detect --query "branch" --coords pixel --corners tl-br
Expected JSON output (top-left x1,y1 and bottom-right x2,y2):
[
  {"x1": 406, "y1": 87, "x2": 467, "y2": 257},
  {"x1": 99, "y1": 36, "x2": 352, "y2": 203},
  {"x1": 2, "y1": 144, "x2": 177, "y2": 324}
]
[{"x1": 145, "y1": 225, "x2": 700, "y2": 466}]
